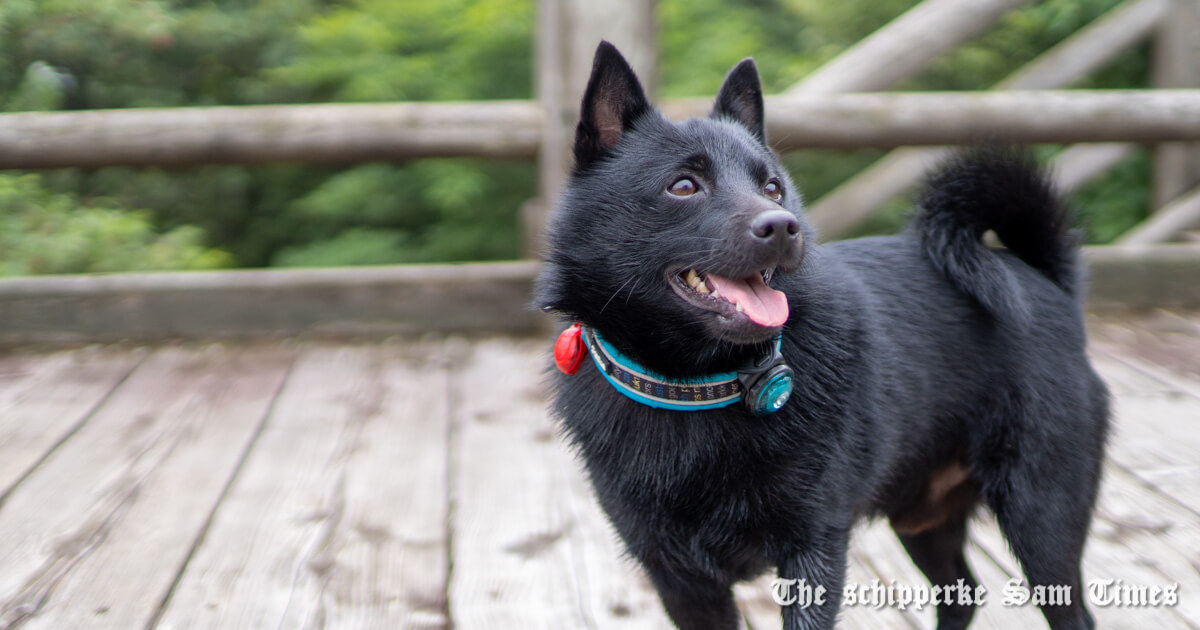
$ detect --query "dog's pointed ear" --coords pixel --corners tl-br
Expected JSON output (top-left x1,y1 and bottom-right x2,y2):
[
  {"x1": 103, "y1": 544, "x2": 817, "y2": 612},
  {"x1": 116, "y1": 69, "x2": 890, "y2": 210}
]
[
  {"x1": 574, "y1": 41, "x2": 650, "y2": 170},
  {"x1": 712, "y1": 58, "x2": 765, "y2": 145}
]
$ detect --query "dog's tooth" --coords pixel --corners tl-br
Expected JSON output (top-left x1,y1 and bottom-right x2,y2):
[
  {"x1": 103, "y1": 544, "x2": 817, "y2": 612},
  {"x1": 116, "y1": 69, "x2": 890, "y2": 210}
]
[
  {"x1": 736, "y1": 303, "x2": 744, "y2": 313},
  {"x1": 687, "y1": 269, "x2": 701, "y2": 287},
  {"x1": 697, "y1": 283, "x2": 710, "y2": 294},
  {"x1": 710, "y1": 288, "x2": 721, "y2": 299}
]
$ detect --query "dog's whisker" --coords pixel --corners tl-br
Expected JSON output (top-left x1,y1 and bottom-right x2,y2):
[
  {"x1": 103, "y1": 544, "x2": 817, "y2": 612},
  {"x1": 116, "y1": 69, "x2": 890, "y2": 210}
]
[{"x1": 599, "y1": 276, "x2": 636, "y2": 315}]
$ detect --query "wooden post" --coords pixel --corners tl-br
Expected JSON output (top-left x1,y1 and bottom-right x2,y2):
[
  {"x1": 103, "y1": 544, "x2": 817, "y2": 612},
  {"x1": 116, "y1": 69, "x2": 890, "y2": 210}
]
[
  {"x1": 1152, "y1": 0, "x2": 1200, "y2": 209},
  {"x1": 525, "y1": 0, "x2": 657, "y2": 257}
]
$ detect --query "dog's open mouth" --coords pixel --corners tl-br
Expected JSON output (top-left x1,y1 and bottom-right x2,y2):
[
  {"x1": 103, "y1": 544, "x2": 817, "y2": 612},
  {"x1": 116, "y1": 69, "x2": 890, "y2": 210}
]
[{"x1": 668, "y1": 267, "x2": 789, "y2": 329}]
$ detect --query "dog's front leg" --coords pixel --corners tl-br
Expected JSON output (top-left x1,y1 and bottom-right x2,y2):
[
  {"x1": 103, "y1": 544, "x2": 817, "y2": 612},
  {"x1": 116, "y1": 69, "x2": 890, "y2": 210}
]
[
  {"x1": 777, "y1": 533, "x2": 850, "y2": 630},
  {"x1": 643, "y1": 564, "x2": 740, "y2": 630}
]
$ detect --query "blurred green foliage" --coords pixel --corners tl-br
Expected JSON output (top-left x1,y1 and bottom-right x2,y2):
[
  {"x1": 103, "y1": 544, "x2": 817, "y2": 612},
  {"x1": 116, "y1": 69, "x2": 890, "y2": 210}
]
[
  {"x1": 0, "y1": 173, "x2": 231, "y2": 275},
  {"x1": 0, "y1": 0, "x2": 1153, "y2": 276},
  {"x1": 1, "y1": 0, "x2": 533, "y2": 274}
]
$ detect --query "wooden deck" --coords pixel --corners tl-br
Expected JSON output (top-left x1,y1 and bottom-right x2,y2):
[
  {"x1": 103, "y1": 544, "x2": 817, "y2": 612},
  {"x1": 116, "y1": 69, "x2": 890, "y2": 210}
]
[{"x1": 0, "y1": 311, "x2": 1197, "y2": 630}]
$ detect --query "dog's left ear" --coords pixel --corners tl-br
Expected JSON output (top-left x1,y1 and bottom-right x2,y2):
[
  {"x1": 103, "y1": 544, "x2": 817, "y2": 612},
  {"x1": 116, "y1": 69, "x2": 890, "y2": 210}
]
[{"x1": 712, "y1": 58, "x2": 766, "y2": 145}]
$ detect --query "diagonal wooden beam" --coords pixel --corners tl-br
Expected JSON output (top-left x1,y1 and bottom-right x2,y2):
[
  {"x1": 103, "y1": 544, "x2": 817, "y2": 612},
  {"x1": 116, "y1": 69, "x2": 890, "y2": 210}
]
[
  {"x1": 1116, "y1": 185, "x2": 1200, "y2": 244},
  {"x1": 783, "y1": 0, "x2": 1030, "y2": 96},
  {"x1": 802, "y1": 0, "x2": 1171, "y2": 240}
]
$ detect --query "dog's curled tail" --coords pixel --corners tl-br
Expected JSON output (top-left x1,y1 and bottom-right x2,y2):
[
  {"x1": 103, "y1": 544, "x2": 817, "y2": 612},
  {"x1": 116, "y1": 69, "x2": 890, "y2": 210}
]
[{"x1": 913, "y1": 146, "x2": 1080, "y2": 324}]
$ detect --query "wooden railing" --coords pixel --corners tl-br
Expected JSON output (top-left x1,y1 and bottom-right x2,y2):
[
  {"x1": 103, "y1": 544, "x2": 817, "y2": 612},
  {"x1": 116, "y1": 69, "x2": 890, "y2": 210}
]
[
  {"x1": 5, "y1": 91, "x2": 1199, "y2": 167},
  {"x1": 1, "y1": 0, "x2": 1199, "y2": 344},
  {"x1": 1, "y1": 0, "x2": 1197, "y2": 247},
  {"x1": 0, "y1": 247, "x2": 1196, "y2": 345}
]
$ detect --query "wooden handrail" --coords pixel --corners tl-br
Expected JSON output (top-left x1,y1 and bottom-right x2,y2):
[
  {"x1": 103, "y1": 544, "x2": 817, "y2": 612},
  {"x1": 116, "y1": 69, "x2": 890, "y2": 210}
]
[
  {"x1": 3, "y1": 90, "x2": 1200, "y2": 169},
  {"x1": 0, "y1": 101, "x2": 543, "y2": 169}
]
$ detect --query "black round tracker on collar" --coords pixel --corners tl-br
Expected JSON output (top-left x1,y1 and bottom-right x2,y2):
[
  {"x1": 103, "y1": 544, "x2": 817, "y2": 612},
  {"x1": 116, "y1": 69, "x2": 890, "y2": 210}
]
[{"x1": 737, "y1": 344, "x2": 794, "y2": 415}]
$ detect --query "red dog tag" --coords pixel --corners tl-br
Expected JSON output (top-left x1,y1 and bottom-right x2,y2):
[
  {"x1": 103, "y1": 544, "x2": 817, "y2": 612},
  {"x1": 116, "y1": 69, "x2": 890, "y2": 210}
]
[{"x1": 554, "y1": 323, "x2": 587, "y2": 375}]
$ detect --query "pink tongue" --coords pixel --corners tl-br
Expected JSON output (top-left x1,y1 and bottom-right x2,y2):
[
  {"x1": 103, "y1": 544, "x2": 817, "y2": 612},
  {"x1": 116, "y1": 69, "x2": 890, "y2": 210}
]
[{"x1": 706, "y1": 273, "x2": 789, "y2": 327}]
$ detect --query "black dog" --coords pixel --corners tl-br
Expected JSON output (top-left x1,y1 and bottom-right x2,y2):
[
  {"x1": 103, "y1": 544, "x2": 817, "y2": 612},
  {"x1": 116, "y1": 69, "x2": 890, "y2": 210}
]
[{"x1": 537, "y1": 42, "x2": 1109, "y2": 630}]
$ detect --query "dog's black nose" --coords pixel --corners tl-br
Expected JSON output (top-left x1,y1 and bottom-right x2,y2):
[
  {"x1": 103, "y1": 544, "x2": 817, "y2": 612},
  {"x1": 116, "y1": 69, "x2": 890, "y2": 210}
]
[{"x1": 750, "y1": 210, "x2": 801, "y2": 242}]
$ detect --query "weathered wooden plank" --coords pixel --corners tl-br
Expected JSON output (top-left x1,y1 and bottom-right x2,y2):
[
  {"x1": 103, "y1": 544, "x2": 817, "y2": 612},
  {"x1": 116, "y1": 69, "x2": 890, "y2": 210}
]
[
  {"x1": 28, "y1": 344, "x2": 293, "y2": 630},
  {"x1": 1095, "y1": 334, "x2": 1200, "y2": 401},
  {"x1": 1088, "y1": 309, "x2": 1200, "y2": 380},
  {"x1": 0, "y1": 350, "x2": 63, "y2": 405},
  {"x1": 1090, "y1": 352, "x2": 1200, "y2": 516},
  {"x1": 1092, "y1": 464, "x2": 1200, "y2": 622},
  {"x1": 155, "y1": 342, "x2": 451, "y2": 629},
  {"x1": 1098, "y1": 352, "x2": 1200, "y2": 454},
  {"x1": 0, "y1": 347, "x2": 142, "y2": 497},
  {"x1": 448, "y1": 338, "x2": 672, "y2": 629},
  {"x1": 448, "y1": 336, "x2": 584, "y2": 628},
  {"x1": 0, "y1": 261, "x2": 544, "y2": 345},
  {"x1": 0, "y1": 344, "x2": 291, "y2": 630}
]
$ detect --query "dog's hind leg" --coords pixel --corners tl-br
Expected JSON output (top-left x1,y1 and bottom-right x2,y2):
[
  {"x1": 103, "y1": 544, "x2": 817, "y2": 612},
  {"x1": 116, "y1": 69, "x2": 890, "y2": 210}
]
[
  {"x1": 989, "y1": 486, "x2": 1096, "y2": 629},
  {"x1": 980, "y1": 413, "x2": 1104, "y2": 630},
  {"x1": 893, "y1": 508, "x2": 979, "y2": 630}
]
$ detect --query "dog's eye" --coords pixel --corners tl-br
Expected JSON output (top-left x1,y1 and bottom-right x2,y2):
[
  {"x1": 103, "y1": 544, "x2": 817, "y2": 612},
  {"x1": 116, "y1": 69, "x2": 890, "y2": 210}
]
[
  {"x1": 764, "y1": 180, "x2": 783, "y2": 202},
  {"x1": 667, "y1": 177, "x2": 698, "y2": 198}
]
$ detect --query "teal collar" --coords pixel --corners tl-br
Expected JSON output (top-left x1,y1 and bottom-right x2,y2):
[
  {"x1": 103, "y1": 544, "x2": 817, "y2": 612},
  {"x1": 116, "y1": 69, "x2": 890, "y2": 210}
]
[{"x1": 580, "y1": 326, "x2": 794, "y2": 415}]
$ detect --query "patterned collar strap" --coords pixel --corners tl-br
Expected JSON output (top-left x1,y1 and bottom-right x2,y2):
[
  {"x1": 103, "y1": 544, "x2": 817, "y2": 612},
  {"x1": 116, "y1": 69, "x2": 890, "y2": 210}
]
[{"x1": 581, "y1": 326, "x2": 753, "y2": 411}]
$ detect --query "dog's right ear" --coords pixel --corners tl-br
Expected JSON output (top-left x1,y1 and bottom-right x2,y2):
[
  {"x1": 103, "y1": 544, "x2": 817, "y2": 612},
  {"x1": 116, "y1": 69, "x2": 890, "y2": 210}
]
[{"x1": 573, "y1": 41, "x2": 650, "y2": 170}]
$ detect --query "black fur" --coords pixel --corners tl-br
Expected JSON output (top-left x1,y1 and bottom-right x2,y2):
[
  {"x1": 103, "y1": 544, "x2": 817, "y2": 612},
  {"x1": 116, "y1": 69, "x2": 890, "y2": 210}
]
[{"x1": 537, "y1": 43, "x2": 1109, "y2": 630}]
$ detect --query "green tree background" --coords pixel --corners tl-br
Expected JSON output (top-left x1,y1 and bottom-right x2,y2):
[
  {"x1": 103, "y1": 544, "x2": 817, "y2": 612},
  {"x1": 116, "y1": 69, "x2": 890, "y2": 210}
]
[{"x1": 0, "y1": 0, "x2": 1148, "y2": 276}]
